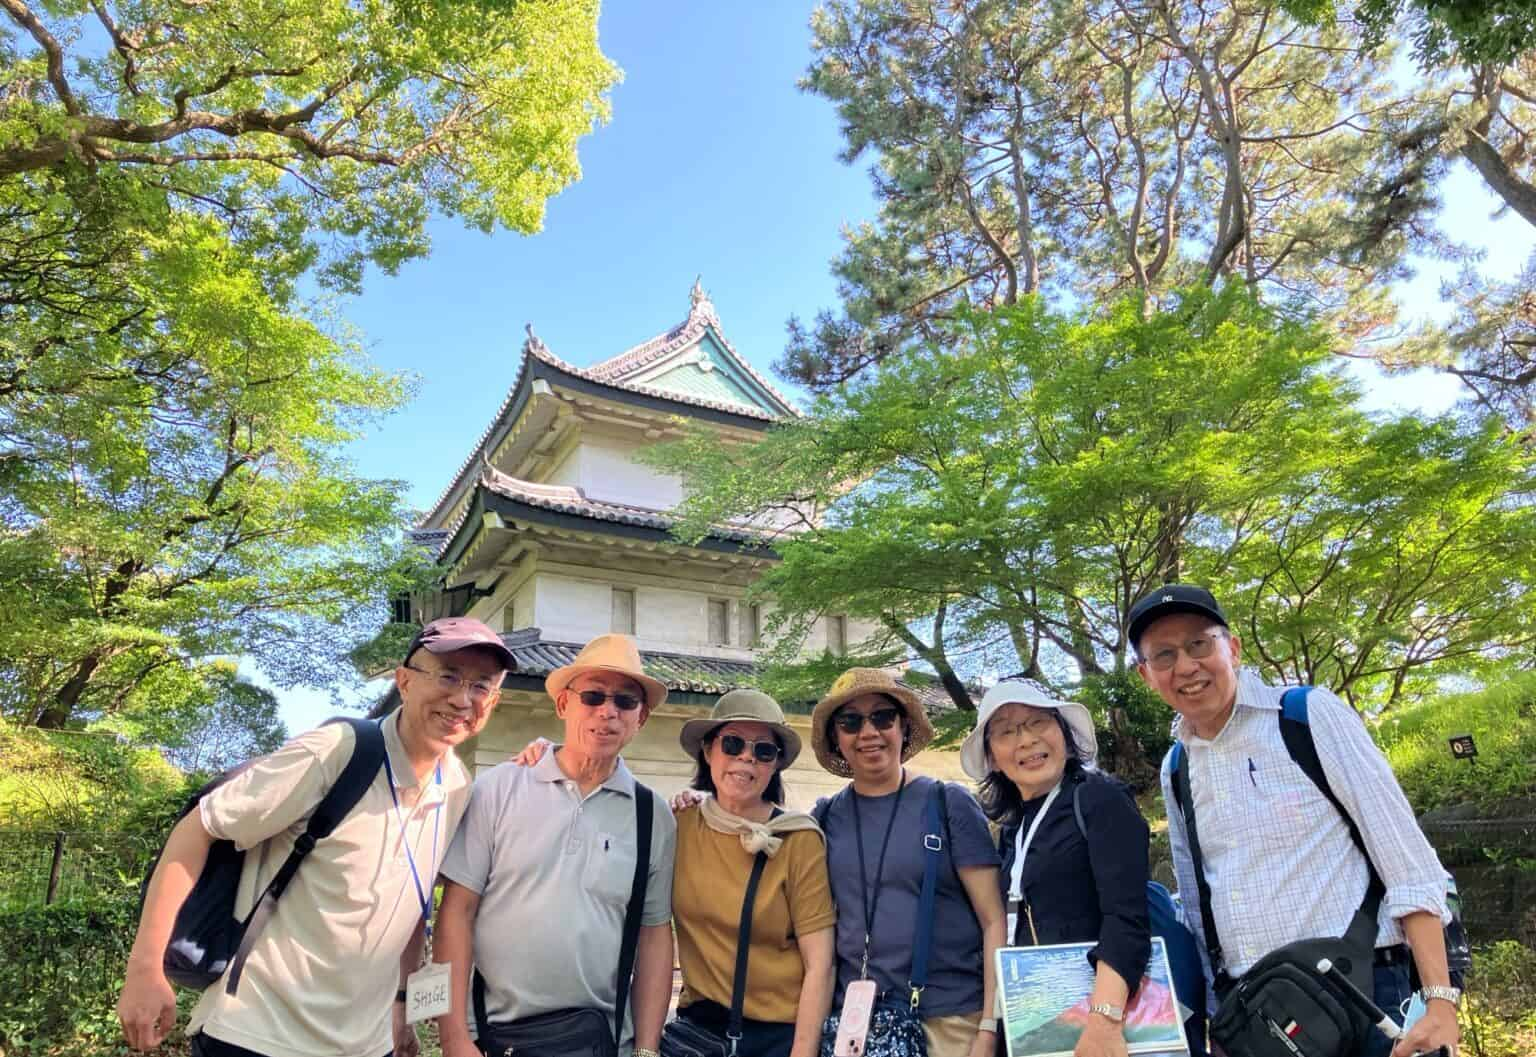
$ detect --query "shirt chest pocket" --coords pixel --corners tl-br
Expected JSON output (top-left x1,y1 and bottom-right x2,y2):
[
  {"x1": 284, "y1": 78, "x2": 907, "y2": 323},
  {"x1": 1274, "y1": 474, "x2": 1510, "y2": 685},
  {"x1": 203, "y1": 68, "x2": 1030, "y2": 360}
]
[
  {"x1": 583, "y1": 831, "x2": 639, "y2": 906},
  {"x1": 1250, "y1": 757, "x2": 1319, "y2": 826}
]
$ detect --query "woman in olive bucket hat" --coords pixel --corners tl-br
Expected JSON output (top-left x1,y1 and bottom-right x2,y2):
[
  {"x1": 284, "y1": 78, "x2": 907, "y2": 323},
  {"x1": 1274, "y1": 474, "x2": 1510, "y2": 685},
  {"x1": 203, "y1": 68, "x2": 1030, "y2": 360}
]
[
  {"x1": 665, "y1": 689, "x2": 836, "y2": 1057},
  {"x1": 808, "y1": 669, "x2": 1006, "y2": 1057}
]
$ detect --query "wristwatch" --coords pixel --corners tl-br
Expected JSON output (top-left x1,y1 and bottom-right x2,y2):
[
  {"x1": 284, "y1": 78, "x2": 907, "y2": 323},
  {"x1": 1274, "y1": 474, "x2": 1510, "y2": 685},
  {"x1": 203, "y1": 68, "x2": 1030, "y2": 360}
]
[
  {"x1": 394, "y1": 989, "x2": 407, "y2": 1004},
  {"x1": 978, "y1": 1018, "x2": 999, "y2": 1034},
  {"x1": 634, "y1": 1048, "x2": 661, "y2": 1057},
  {"x1": 1088, "y1": 1002, "x2": 1125, "y2": 1022},
  {"x1": 1420, "y1": 985, "x2": 1462, "y2": 1008}
]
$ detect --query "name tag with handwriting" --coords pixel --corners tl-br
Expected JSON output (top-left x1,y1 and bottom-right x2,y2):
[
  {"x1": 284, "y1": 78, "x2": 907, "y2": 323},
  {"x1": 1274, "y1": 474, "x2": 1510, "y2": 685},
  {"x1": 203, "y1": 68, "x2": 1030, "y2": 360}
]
[{"x1": 405, "y1": 962, "x2": 452, "y2": 1025}]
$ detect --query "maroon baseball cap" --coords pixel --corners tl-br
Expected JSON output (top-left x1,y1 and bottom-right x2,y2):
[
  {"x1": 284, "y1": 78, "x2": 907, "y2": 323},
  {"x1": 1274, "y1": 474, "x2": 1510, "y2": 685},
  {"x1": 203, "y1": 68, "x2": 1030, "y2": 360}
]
[{"x1": 403, "y1": 617, "x2": 515, "y2": 671}]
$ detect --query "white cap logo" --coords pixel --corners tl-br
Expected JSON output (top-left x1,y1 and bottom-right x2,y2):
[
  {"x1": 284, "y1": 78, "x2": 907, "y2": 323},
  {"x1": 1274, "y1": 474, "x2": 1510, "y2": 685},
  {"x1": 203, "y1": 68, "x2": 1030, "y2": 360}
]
[{"x1": 1162, "y1": 594, "x2": 1174, "y2": 602}]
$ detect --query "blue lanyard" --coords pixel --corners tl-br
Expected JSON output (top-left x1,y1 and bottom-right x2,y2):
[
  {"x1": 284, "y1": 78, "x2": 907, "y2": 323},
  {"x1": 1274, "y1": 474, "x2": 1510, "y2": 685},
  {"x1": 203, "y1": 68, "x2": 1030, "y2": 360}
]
[{"x1": 382, "y1": 752, "x2": 442, "y2": 946}]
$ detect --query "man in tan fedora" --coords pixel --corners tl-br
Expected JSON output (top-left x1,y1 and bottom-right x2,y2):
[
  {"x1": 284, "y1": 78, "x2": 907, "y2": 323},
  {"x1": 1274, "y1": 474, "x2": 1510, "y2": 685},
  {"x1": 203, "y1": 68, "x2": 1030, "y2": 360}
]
[{"x1": 433, "y1": 634, "x2": 676, "y2": 1057}]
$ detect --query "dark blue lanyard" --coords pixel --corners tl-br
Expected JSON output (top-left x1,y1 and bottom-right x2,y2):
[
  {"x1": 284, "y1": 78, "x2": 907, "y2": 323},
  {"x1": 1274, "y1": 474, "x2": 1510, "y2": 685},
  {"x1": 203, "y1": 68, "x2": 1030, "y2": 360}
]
[
  {"x1": 382, "y1": 752, "x2": 442, "y2": 946},
  {"x1": 851, "y1": 769, "x2": 907, "y2": 979}
]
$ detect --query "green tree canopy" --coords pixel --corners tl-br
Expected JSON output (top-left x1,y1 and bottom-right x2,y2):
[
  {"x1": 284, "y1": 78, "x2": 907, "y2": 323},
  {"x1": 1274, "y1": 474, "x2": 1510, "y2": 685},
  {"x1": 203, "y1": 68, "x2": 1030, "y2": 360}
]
[
  {"x1": 651, "y1": 286, "x2": 1536, "y2": 715},
  {"x1": 1, "y1": 0, "x2": 618, "y2": 731}
]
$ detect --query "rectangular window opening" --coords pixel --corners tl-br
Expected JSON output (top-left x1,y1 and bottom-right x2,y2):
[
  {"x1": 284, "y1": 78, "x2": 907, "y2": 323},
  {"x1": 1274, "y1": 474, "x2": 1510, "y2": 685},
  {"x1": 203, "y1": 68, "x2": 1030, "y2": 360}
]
[{"x1": 611, "y1": 588, "x2": 636, "y2": 635}]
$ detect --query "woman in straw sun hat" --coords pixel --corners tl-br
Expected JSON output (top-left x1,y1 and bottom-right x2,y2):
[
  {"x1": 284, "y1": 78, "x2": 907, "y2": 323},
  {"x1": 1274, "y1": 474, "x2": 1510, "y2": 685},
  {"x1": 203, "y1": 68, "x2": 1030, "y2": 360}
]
[
  {"x1": 961, "y1": 679, "x2": 1150, "y2": 1057},
  {"x1": 808, "y1": 668, "x2": 1006, "y2": 1057},
  {"x1": 665, "y1": 689, "x2": 836, "y2": 1057}
]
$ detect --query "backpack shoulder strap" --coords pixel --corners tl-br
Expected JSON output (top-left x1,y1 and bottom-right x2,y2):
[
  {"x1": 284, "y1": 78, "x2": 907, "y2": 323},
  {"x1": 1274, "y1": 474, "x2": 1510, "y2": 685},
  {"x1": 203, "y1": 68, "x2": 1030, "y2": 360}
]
[
  {"x1": 1072, "y1": 782, "x2": 1087, "y2": 840},
  {"x1": 225, "y1": 717, "x2": 387, "y2": 995},
  {"x1": 613, "y1": 783, "x2": 654, "y2": 1045},
  {"x1": 1276, "y1": 687, "x2": 1384, "y2": 943}
]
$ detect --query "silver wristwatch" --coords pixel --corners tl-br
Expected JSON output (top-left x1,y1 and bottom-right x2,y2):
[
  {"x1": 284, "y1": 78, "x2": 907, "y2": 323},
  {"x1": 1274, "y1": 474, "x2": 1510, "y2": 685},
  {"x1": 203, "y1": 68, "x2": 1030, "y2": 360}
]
[
  {"x1": 1420, "y1": 985, "x2": 1462, "y2": 1008},
  {"x1": 1088, "y1": 1002, "x2": 1125, "y2": 1022}
]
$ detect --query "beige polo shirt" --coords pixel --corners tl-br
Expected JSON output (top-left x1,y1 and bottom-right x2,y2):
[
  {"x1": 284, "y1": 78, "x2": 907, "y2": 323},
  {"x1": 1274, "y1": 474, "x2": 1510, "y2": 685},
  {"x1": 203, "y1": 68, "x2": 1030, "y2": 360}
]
[
  {"x1": 438, "y1": 749, "x2": 676, "y2": 1055},
  {"x1": 188, "y1": 711, "x2": 471, "y2": 1057}
]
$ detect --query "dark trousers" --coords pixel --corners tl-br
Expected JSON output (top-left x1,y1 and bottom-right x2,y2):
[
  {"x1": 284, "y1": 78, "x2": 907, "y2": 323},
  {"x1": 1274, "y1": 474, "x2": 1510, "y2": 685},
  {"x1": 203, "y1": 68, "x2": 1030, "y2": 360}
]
[
  {"x1": 678, "y1": 1000, "x2": 797, "y2": 1057},
  {"x1": 192, "y1": 1031, "x2": 393, "y2": 1057},
  {"x1": 1356, "y1": 960, "x2": 1412, "y2": 1057}
]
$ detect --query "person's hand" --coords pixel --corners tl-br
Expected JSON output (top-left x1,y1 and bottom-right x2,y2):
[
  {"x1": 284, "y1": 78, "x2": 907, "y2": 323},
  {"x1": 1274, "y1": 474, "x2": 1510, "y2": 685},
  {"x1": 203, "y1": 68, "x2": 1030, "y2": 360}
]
[
  {"x1": 391, "y1": 1002, "x2": 421, "y2": 1057},
  {"x1": 1390, "y1": 1000, "x2": 1460, "y2": 1057},
  {"x1": 117, "y1": 961, "x2": 178, "y2": 1051},
  {"x1": 670, "y1": 788, "x2": 708, "y2": 814},
  {"x1": 1072, "y1": 1014, "x2": 1128, "y2": 1057},
  {"x1": 509, "y1": 737, "x2": 553, "y2": 766},
  {"x1": 438, "y1": 1022, "x2": 482, "y2": 1057},
  {"x1": 967, "y1": 1025, "x2": 996, "y2": 1057}
]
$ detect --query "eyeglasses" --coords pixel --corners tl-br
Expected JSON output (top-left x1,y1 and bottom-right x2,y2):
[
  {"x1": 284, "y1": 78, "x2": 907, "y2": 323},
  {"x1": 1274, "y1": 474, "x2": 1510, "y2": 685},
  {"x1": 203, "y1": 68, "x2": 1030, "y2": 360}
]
[
  {"x1": 987, "y1": 712, "x2": 1058, "y2": 744},
  {"x1": 1140, "y1": 631, "x2": 1228, "y2": 672},
  {"x1": 404, "y1": 664, "x2": 501, "y2": 705},
  {"x1": 833, "y1": 706, "x2": 903, "y2": 735},
  {"x1": 573, "y1": 688, "x2": 645, "y2": 712},
  {"x1": 716, "y1": 733, "x2": 783, "y2": 764}
]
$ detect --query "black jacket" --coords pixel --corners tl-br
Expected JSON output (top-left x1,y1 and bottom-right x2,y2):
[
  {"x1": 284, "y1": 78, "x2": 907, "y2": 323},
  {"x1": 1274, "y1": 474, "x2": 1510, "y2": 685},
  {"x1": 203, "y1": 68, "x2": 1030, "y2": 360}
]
[{"x1": 995, "y1": 769, "x2": 1151, "y2": 994}]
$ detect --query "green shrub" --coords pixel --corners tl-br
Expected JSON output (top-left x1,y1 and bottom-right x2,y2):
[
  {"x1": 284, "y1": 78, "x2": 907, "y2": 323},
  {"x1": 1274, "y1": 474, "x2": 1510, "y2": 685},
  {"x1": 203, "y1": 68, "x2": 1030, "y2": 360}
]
[
  {"x1": 1464, "y1": 940, "x2": 1536, "y2": 1057},
  {"x1": 0, "y1": 898, "x2": 195, "y2": 1056},
  {"x1": 1078, "y1": 671, "x2": 1173, "y2": 791},
  {"x1": 0, "y1": 720, "x2": 189, "y2": 833},
  {"x1": 1374, "y1": 673, "x2": 1536, "y2": 814}
]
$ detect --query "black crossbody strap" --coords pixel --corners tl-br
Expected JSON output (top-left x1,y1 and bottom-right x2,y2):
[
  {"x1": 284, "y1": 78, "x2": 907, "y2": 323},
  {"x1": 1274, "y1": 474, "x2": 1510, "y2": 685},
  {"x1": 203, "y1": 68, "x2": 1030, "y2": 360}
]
[
  {"x1": 613, "y1": 784, "x2": 655, "y2": 1046},
  {"x1": 728, "y1": 851, "x2": 771, "y2": 1049},
  {"x1": 1170, "y1": 741, "x2": 1231, "y2": 993}
]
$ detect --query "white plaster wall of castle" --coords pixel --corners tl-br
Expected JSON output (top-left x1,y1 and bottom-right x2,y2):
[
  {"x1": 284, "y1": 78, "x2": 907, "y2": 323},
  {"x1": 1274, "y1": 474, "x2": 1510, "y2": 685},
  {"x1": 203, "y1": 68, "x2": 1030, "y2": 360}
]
[
  {"x1": 518, "y1": 570, "x2": 880, "y2": 662},
  {"x1": 544, "y1": 432, "x2": 684, "y2": 511}
]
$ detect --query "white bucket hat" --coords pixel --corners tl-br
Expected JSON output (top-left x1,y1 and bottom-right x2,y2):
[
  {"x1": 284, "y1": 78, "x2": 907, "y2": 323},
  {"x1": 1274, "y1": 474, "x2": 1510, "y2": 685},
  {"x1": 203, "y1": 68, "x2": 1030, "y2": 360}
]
[{"x1": 960, "y1": 680, "x2": 1098, "y2": 780}]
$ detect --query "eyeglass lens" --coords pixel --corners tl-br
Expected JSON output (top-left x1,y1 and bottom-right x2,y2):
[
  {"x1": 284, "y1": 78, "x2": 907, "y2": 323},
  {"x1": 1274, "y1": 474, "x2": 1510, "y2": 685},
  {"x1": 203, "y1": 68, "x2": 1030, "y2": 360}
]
[
  {"x1": 576, "y1": 689, "x2": 643, "y2": 711},
  {"x1": 719, "y1": 734, "x2": 781, "y2": 763},
  {"x1": 1146, "y1": 634, "x2": 1221, "y2": 671},
  {"x1": 834, "y1": 706, "x2": 901, "y2": 734}
]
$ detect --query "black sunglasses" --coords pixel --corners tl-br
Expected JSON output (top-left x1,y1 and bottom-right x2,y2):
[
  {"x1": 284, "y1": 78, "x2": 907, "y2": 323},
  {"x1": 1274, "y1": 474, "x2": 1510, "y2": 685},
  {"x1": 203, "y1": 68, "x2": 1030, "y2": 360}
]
[
  {"x1": 833, "y1": 706, "x2": 903, "y2": 735},
  {"x1": 574, "y1": 689, "x2": 644, "y2": 712},
  {"x1": 717, "y1": 733, "x2": 782, "y2": 763}
]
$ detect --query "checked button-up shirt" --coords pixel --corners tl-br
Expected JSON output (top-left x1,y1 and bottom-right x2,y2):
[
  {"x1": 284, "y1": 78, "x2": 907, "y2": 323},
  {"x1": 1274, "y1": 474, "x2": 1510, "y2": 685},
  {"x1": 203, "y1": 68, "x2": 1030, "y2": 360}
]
[{"x1": 1160, "y1": 669, "x2": 1449, "y2": 982}]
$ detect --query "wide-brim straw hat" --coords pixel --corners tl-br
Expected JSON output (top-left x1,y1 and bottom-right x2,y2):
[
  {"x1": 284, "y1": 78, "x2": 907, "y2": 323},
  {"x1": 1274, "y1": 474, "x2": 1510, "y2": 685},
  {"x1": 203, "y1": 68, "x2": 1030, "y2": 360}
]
[
  {"x1": 545, "y1": 633, "x2": 668, "y2": 712},
  {"x1": 960, "y1": 679, "x2": 1098, "y2": 780},
  {"x1": 810, "y1": 667, "x2": 935, "y2": 777},
  {"x1": 678, "y1": 688, "x2": 802, "y2": 768}
]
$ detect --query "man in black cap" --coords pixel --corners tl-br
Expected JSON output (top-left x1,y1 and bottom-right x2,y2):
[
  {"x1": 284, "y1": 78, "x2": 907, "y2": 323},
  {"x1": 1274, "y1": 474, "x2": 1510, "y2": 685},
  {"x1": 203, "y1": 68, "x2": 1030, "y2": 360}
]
[
  {"x1": 1128, "y1": 586, "x2": 1460, "y2": 1057},
  {"x1": 119, "y1": 617, "x2": 513, "y2": 1057}
]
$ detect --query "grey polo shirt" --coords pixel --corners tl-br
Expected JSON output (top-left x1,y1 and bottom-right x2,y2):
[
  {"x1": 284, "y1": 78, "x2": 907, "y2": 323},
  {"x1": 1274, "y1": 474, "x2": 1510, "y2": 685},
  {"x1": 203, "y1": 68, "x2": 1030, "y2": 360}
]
[{"x1": 439, "y1": 749, "x2": 675, "y2": 1051}]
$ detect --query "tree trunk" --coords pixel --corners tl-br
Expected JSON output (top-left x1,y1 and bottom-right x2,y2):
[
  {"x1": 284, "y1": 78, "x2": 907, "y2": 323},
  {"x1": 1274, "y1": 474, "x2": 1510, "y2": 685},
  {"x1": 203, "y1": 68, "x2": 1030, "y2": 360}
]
[{"x1": 35, "y1": 650, "x2": 104, "y2": 728}]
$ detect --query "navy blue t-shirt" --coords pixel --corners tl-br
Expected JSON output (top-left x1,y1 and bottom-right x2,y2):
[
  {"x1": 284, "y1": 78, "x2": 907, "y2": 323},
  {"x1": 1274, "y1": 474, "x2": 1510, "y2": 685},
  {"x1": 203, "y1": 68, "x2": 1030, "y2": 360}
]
[{"x1": 818, "y1": 776, "x2": 1000, "y2": 1017}]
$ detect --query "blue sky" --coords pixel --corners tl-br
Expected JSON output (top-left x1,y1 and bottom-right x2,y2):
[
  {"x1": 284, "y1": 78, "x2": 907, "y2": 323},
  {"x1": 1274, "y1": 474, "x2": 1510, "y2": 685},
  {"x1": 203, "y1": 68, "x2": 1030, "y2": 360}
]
[{"x1": 272, "y1": 1, "x2": 1536, "y2": 732}]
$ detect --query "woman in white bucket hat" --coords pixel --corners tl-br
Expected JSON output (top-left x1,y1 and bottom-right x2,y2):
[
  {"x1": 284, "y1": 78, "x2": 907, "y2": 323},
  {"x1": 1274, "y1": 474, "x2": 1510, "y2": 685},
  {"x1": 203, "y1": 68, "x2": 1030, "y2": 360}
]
[{"x1": 962, "y1": 680, "x2": 1151, "y2": 1057}]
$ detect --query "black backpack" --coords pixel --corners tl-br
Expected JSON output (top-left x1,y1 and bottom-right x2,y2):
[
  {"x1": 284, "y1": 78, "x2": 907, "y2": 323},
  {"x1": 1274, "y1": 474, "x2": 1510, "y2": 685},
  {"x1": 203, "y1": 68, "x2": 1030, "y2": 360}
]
[{"x1": 143, "y1": 716, "x2": 387, "y2": 993}]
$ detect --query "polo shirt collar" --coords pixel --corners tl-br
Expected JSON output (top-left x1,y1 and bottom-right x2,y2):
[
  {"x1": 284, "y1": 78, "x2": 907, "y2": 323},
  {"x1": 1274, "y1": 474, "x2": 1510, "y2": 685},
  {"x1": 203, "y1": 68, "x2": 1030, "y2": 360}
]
[{"x1": 532, "y1": 747, "x2": 637, "y2": 798}]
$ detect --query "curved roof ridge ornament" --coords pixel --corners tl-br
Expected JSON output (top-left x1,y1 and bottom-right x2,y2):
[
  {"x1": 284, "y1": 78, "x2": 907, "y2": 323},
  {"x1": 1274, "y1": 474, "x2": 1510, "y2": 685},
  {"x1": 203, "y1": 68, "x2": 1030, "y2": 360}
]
[
  {"x1": 688, "y1": 276, "x2": 720, "y2": 328},
  {"x1": 523, "y1": 322, "x2": 550, "y2": 356}
]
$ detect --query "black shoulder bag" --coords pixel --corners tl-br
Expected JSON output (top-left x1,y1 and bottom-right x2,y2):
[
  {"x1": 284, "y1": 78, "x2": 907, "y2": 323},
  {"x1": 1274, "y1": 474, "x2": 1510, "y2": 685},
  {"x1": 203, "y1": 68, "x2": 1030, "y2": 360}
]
[
  {"x1": 660, "y1": 847, "x2": 771, "y2": 1057},
  {"x1": 1170, "y1": 691, "x2": 1383, "y2": 1057},
  {"x1": 472, "y1": 784, "x2": 655, "y2": 1057}
]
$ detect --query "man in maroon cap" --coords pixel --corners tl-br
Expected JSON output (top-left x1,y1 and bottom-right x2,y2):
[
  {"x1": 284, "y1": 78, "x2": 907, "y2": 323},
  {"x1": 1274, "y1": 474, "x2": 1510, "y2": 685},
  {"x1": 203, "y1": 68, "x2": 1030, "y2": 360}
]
[{"x1": 119, "y1": 618, "x2": 513, "y2": 1057}]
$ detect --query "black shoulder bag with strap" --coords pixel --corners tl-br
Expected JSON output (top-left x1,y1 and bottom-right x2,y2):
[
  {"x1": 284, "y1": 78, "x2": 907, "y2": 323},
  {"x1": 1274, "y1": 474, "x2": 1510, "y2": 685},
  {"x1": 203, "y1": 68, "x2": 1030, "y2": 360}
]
[
  {"x1": 1169, "y1": 687, "x2": 1383, "y2": 1057},
  {"x1": 145, "y1": 716, "x2": 388, "y2": 993},
  {"x1": 473, "y1": 783, "x2": 655, "y2": 1057},
  {"x1": 660, "y1": 846, "x2": 771, "y2": 1057}
]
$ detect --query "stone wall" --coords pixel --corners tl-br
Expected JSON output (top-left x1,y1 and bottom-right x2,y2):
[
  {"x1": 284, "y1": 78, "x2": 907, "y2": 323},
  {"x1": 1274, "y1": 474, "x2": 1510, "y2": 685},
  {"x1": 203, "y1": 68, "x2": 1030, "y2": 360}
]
[{"x1": 1421, "y1": 801, "x2": 1536, "y2": 948}]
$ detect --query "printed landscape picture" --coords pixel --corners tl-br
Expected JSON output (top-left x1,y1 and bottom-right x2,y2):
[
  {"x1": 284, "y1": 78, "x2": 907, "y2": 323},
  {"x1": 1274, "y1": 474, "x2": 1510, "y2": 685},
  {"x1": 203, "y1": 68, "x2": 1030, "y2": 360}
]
[{"x1": 996, "y1": 938, "x2": 1190, "y2": 1057}]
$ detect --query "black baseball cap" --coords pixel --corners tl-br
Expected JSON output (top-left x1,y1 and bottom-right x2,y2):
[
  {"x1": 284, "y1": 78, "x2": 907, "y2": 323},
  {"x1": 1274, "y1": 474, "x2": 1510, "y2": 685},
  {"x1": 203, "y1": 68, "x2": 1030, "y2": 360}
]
[
  {"x1": 403, "y1": 617, "x2": 515, "y2": 671},
  {"x1": 1127, "y1": 585, "x2": 1228, "y2": 653}
]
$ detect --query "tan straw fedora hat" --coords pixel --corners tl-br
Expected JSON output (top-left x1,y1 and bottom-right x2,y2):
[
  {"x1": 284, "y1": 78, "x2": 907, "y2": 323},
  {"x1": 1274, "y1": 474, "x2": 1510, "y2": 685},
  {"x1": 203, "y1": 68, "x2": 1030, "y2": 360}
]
[
  {"x1": 545, "y1": 633, "x2": 668, "y2": 712},
  {"x1": 810, "y1": 667, "x2": 934, "y2": 777},
  {"x1": 678, "y1": 688, "x2": 802, "y2": 768}
]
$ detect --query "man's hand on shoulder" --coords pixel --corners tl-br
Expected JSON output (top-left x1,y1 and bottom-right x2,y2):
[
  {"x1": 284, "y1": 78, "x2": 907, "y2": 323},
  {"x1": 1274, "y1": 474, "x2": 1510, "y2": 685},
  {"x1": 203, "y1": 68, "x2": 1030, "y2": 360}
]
[
  {"x1": 117, "y1": 958, "x2": 178, "y2": 1052},
  {"x1": 1390, "y1": 999, "x2": 1460, "y2": 1057},
  {"x1": 508, "y1": 737, "x2": 553, "y2": 767}
]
